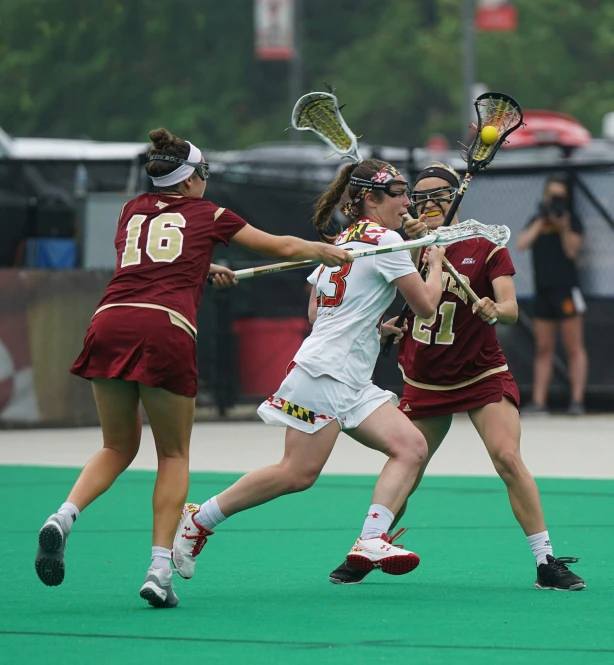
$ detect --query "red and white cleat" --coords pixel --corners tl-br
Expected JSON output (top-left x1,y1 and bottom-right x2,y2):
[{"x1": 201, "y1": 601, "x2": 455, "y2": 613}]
[
  {"x1": 345, "y1": 528, "x2": 420, "y2": 576},
  {"x1": 171, "y1": 503, "x2": 214, "y2": 579}
]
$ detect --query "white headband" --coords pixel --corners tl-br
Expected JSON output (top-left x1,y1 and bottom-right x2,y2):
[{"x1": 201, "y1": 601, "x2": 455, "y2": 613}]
[{"x1": 150, "y1": 141, "x2": 203, "y2": 187}]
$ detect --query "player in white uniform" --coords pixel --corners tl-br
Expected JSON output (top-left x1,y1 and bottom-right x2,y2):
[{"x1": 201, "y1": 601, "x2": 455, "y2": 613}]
[{"x1": 172, "y1": 159, "x2": 445, "y2": 583}]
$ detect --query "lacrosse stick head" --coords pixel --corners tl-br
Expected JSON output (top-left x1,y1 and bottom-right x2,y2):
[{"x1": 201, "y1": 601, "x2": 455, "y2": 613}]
[
  {"x1": 465, "y1": 92, "x2": 524, "y2": 172},
  {"x1": 291, "y1": 92, "x2": 362, "y2": 163},
  {"x1": 432, "y1": 219, "x2": 511, "y2": 247}
]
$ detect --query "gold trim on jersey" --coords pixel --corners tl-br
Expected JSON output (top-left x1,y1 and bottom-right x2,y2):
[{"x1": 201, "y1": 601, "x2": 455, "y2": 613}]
[
  {"x1": 485, "y1": 245, "x2": 504, "y2": 264},
  {"x1": 93, "y1": 303, "x2": 197, "y2": 339},
  {"x1": 213, "y1": 207, "x2": 226, "y2": 222},
  {"x1": 398, "y1": 363, "x2": 508, "y2": 391}
]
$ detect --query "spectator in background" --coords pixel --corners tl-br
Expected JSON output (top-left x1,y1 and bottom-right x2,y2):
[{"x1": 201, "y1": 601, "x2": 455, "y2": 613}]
[{"x1": 516, "y1": 175, "x2": 588, "y2": 415}]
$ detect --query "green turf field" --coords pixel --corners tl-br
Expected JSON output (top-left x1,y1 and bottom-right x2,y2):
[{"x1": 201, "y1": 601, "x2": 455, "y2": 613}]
[{"x1": 2, "y1": 466, "x2": 611, "y2": 665}]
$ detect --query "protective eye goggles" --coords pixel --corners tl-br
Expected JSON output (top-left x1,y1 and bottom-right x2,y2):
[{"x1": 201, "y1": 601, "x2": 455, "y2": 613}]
[
  {"x1": 385, "y1": 181, "x2": 411, "y2": 198},
  {"x1": 148, "y1": 154, "x2": 210, "y2": 181},
  {"x1": 350, "y1": 176, "x2": 410, "y2": 198},
  {"x1": 411, "y1": 186, "x2": 457, "y2": 207}
]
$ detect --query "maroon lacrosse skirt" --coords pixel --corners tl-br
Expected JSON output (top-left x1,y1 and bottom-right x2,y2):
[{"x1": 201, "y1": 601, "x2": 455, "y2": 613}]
[
  {"x1": 70, "y1": 306, "x2": 198, "y2": 398},
  {"x1": 399, "y1": 370, "x2": 520, "y2": 421}
]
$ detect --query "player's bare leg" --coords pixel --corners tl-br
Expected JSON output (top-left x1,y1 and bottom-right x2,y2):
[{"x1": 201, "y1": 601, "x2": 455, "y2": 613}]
[
  {"x1": 330, "y1": 402, "x2": 427, "y2": 579},
  {"x1": 35, "y1": 379, "x2": 141, "y2": 587},
  {"x1": 172, "y1": 421, "x2": 340, "y2": 579},
  {"x1": 330, "y1": 413, "x2": 450, "y2": 584},
  {"x1": 69, "y1": 379, "x2": 142, "y2": 509},
  {"x1": 139, "y1": 385, "x2": 194, "y2": 550},
  {"x1": 531, "y1": 318, "x2": 557, "y2": 409},
  {"x1": 469, "y1": 398, "x2": 585, "y2": 590},
  {"x1": 352, "y1": 402, "x2": 428, "y2": 513},
  {"x1": 386, "y1": 415, "x2": 453, "y2": 529},
  {"x1": 138, "y1": 384, "x2": 194, "y2": 608},
  {"x1": 469, "y1": 399, "x2": 545, "y2": 534},
  {"x1": 218, "y1": 420, "x2": 340, "y2": 515},
  {"x1": 560, "y1": 315, "x2": 588, "y2": 411}
]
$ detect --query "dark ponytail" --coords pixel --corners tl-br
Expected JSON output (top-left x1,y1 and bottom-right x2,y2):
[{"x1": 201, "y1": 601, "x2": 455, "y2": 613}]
[{"x1": 313, "y1": 163, "x2": 355, "y2": 243}]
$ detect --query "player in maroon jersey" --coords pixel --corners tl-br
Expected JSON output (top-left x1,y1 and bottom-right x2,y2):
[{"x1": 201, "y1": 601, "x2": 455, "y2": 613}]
[
  {"x1": 34, "y1": 127, "x2": 352, "y2": 607},
  {"x1": 329, "y1": 163, "x2": 585, "y2": 591}
]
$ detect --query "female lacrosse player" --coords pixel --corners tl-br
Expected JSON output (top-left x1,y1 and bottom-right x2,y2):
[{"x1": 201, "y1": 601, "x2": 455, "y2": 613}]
[
  {"x1": 172, "y1": 159, "x2": 446, "y2": 584},
  {"x1": 34, "y1": 127, "x2": 352, "y2": 608},
  {"x1": 329, "y1": 163, "x2": 586, "y2": 591}
]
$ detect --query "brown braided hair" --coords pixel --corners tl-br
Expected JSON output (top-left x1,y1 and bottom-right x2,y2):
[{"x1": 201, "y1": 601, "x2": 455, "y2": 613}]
[
  {"x1": 313, "y1": 159, "x2": 390, "y2": 243},
  {"x1": 145, "y1": 128, "x2": 191, "y2": 194}
]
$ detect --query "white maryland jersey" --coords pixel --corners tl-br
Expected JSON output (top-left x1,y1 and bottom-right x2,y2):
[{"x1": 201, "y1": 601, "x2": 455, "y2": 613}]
[{"x1": 292, "y1": 220, "x2": 417, "y2": 390}]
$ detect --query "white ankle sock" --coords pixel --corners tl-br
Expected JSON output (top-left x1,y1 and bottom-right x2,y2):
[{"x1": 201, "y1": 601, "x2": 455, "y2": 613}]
[
  {"x1": 57, "y1": 502, "x2": 80, "y2": 533},
  {"x1": 360, "y1": 504, "x2": 394, "y2": 540},
  {"x1": 151, "y1": 546, "x2": 172, "y2": 570},
  {"x1": 194, "y1": 497, "x2": 226, "y2": 531},
  {"x1": 527, "y1": 530, "x2": 553, "y2": 566}
]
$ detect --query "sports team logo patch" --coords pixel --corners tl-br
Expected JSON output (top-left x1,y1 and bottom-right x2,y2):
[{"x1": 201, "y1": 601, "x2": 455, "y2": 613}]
[{"x1": 282, "y1": 400, "x2": 316, "y2": 424}]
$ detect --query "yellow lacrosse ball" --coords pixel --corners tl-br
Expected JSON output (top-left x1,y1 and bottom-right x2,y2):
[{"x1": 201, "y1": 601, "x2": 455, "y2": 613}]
[{"x1": 480, "y1": 125, "x2": 498, "y2": 145}]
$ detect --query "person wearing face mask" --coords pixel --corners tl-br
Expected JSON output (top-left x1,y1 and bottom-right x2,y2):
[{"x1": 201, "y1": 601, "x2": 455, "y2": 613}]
[
  {"x1": 172, "y1": 159, "x2": 446, "y2": 586},
  {"x1": 328, "y1": 162, "x2": 586, "y2": 592},
  {"x1": 516, "y1": 175, "x2": 587, "y2": 416}
]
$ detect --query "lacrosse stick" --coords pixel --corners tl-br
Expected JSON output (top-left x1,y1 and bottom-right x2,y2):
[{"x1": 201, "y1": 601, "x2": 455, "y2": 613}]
[
  {"x1": 291, "y1": 91, "x2": 363, "y2": 163},
  {"x1": 381, "y1": 91, "x2": 524, "y2": 355},
  {"x1": 208, "y1": 220, "x2": 509, "y2": 282}
]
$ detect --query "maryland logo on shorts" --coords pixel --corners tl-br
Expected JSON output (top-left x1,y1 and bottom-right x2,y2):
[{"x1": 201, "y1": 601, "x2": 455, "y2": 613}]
[{"x1": 281, "y1": 399, "x2": 316, "y2": 424}]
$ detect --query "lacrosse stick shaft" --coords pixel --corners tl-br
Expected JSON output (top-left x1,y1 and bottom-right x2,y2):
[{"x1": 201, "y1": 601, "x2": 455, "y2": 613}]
[
  {"x1": 207, "y1": 221, "x2": 508, "y2": 284},
  {"x1": 229, "y1": 234, "x2": 445, "y2": 281}
]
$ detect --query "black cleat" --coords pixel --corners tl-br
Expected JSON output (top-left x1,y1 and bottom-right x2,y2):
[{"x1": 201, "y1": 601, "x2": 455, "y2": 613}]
[
  {"x1": 329, "y1": 560, "x2": 371, "y2": 585},
  {"x1": 535, "y1": 555, "x2": 586, "y2": 591},
  {"x1": 35, "y1": 514, "x2": 69, "y2": 586}
]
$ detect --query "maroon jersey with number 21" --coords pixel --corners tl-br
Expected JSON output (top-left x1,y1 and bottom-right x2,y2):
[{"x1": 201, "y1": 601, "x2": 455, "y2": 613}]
[{"x1": 398, "y1": 238, "x2": 516, "y2": 388}]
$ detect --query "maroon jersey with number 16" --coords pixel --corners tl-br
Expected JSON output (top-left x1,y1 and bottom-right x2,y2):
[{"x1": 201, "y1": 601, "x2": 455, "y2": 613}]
[
  {"x1": 70, "y1": 193, "x2": 246, "y2": 398},
  {"x1": 97, "y1": 193, "x2": 246, "y2": 331}
]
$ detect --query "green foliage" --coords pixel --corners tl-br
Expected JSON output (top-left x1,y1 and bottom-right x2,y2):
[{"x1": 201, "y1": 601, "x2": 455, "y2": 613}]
[{"x1": 0, "y1": 0, "x2": 612, "y2": 148}]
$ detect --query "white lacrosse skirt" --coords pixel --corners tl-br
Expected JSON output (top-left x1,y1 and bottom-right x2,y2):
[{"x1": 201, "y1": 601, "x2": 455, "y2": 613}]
[{"x1": 257, "y1": 364, "x2": 398, "y2": 434}]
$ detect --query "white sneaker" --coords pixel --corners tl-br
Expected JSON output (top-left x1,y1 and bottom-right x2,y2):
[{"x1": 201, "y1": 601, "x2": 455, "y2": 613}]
[
  {"x1": 35, "y1": 513, "x2": 71, "y2": 587},
  {"x1": 171, "y1": 503, "x2": 214, "y2": 579},
  {"x1": 345, "y1": 530, "x2": 420, "y2": 576},
  {"x1": 140, "y1": 567, "x2": 179, "y2": 608}
]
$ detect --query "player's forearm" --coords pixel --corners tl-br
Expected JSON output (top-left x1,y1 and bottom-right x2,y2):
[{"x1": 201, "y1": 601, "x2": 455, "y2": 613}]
[
  {"x1": 423, "y1": 265, "x2": 444, "y2": 312},
  {"x1": 494, "y1": 300, "x2": 518, "y2": 325},
  {"x1": 274, "y1": 237, "x2": 327, "y2": 262}
]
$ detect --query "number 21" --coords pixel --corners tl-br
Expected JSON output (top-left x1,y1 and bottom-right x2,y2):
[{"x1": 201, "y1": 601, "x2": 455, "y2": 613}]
[{"x1": 412, "y1": 302, "x2": 457, "y2": 345}]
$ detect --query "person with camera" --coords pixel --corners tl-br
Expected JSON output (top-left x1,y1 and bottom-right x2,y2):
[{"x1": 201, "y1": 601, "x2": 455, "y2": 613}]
[{"x1": 516, "y1": 175, "x2": 588, "y2": 415}]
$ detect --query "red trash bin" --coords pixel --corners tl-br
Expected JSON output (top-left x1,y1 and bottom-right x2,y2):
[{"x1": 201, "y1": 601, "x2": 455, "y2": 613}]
[{"x1": 232, "y1": 317, "x2": 310, "y2": 398}]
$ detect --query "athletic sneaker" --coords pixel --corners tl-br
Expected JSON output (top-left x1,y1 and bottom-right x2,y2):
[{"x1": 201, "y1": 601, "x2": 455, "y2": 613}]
[
  {"x1": 171, "y1": 503, "x2": 214, "y2": 579},
  {"x1": 35, "y1": 513, "x2": 70, "y2": 586},
  {"x1": 535, "y1": 555, "x2": 586, "y2": 591},
  {"x1": 140, "y1": 567, "x2": 179, "y2": 608},
  {"x1": 567, "y1": 401, "x2": 586, "y2": 416},
  {"x1": 329, "y1": 561, "x2": 370, "y2": 585},
  {"x1": 522, "y1": 403, "x2": 549, "y2": 416},
  {"x1": 345, "y1": 528, "x2": 420, "y2": 577}
]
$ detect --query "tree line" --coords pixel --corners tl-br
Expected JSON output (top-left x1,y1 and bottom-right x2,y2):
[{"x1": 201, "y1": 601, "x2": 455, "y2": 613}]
[{"x1": 0, "y1": 0, "x2": 612, "y2": 151}]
